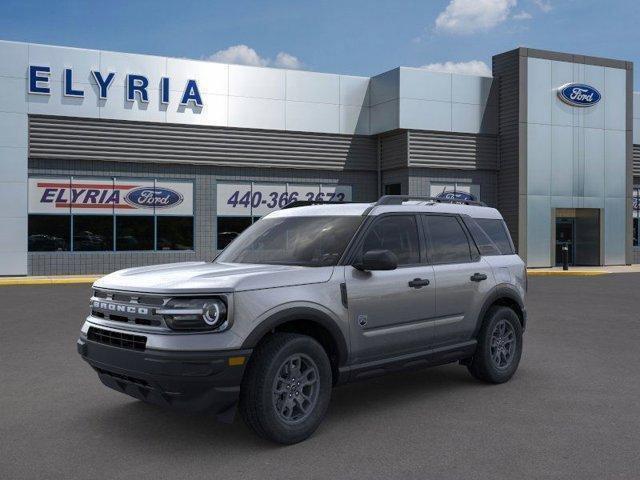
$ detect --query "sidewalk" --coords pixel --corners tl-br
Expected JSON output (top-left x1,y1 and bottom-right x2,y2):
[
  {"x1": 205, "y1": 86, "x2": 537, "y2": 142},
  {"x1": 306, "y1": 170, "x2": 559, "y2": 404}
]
[
  {"x1": 526, "y1": 265, "x2": 640, "y2": 276},
  {"x1": 0, "y1": 275, "x2": 101, "y2": 286}
]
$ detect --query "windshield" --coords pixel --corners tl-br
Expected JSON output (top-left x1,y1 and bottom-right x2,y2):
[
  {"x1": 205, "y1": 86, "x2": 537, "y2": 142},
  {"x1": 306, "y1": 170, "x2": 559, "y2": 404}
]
[{"x1": 216, "y1": 216, "x2": 363, "y2": 267}]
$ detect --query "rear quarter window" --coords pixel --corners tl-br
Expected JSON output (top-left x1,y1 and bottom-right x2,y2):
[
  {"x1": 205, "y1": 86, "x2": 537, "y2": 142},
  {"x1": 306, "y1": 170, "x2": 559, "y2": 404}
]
[{"x1": 472, "y1": 218, "x2": 515, "y2": 255}]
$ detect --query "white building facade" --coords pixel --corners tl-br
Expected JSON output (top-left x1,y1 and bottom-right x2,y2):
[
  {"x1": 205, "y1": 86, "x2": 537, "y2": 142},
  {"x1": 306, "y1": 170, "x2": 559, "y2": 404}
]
[{"x1": 0, "y1": 41, "x2": 636, "y2": 274}]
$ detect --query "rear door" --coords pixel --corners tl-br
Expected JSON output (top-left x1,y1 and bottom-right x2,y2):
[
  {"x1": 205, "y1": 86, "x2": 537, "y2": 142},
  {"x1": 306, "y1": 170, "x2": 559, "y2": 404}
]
[
  {"x1": 345, "y1": 214, "x2": 436, "y2": 363},
  {"x1": 422, "y1": 214, "x2": 494, "y2": 347}
]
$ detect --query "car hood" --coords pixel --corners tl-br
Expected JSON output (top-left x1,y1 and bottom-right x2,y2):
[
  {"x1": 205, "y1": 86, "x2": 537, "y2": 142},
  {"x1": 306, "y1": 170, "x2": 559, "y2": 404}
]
[{"x1": 93, "y1": 261, "x2": 335, "y2": 294}]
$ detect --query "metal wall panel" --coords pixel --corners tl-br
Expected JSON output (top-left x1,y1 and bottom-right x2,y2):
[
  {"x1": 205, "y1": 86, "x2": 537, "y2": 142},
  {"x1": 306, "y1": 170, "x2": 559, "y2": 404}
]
[
  {"x1": 407, "y1": 131, "x2": 498, "y2": 171},
  {"x1": 28, "y1": 115, "x2": 378, "y2": 171},
  {"x1": 379, "y1": 130, "x2": 408, "y2": 171},
  {"x1": 634, "y1": 93, "x2": 640, "y2": 144},
  {"x1": 492, "y1": 49, "x2": 522, "y2": 252}
]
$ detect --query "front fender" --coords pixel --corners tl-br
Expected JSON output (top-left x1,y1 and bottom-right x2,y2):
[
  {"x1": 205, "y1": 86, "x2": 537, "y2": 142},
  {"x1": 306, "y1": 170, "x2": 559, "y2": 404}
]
[{"x1": 240, "y1": 303, "x2": 349, "y2": 367}]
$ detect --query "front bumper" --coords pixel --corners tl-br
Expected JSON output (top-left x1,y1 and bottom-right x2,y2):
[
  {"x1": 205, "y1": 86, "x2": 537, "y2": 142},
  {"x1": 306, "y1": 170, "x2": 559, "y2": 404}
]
[{"x1": 77, "y1": 335, "x2": 251, "y2": 418}]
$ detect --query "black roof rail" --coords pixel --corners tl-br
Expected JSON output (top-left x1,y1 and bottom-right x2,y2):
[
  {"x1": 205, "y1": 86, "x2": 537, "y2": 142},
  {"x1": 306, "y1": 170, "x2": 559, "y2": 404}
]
[
  {"x1": 374, "y1": 195, "x2": 486, "y2": 207},
  {"x1": 281, "y1": 200, "x2": 355, "y2": 210}
]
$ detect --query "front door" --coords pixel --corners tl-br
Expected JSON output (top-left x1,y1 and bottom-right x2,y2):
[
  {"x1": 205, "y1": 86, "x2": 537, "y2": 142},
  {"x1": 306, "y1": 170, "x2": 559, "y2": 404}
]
[{"x1": 346, "y1": 214, "x2": 436, "y2": 363}]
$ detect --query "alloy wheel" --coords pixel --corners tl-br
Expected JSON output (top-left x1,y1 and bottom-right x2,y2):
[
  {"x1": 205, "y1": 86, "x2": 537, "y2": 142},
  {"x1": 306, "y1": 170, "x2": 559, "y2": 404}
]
[{"x1": 272, "y1": 353, "x2": 320, "y2": 425}]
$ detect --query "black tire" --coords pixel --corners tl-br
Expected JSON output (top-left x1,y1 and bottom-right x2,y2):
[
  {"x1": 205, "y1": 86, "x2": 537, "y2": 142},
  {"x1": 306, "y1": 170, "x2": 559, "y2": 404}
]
[
  {"x1": 239, "y1": 332, "x2": 332, "y2": 444},
  {"x1": 467, "y1": 306, "x2": 523, "y2": 384}
]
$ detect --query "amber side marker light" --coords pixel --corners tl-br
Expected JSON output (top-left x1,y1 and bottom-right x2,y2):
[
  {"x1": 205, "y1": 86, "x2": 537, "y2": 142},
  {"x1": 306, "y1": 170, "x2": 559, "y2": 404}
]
[{"x1": 228, "y1": 356, "x2": 246, "y2": 366}]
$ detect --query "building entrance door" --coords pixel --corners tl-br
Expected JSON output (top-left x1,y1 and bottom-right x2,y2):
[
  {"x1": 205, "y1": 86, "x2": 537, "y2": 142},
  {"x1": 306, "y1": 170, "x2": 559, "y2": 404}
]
[
  {"x1": 555, "y1": 209, "x2": 600, "y2": 266},
  {"x1": 555, "y1": 217, "x2": 574, "y2": 266}
]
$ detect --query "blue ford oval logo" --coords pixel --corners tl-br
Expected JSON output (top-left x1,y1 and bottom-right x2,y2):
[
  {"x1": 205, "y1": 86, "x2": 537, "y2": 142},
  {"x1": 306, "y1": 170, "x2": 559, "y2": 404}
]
[
  {"x1": 124, "y1": 187, "x2": 183, "y2": 209},
  {"x1": 436, "y1": 191, "x2": 476, "y2": 202},
  {"x1": 557, "y1": 83, "x2": 601, "y2": 107}
]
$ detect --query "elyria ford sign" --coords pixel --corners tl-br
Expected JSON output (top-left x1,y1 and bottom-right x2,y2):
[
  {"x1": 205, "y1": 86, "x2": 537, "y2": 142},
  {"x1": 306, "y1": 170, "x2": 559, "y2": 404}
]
[
  {"x1": 28, "y1": 65, "x2": 204, "y2": 107},
  {"x1": 557, "y1": 83, "x2": 601, "y2": 107},
  {"x1": 125, "y1": 187, "x2": 184, "y2": 209},
  {"x1": 28, "y1": 177, "x2": 193, "y2": 216}
]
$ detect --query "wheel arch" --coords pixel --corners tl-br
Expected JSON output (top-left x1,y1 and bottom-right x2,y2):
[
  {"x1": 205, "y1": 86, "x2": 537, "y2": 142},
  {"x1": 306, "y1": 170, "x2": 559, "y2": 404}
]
[
  {"x1": 241, "y1": 307, "x2": 348, "y2": 383},
  {"x1": 474, "y1": 285, "x2": 526, "y2": 337}
]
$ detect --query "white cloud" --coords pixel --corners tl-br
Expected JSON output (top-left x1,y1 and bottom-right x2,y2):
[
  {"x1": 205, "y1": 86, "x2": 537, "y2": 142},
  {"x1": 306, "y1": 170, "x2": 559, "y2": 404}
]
[
  {"x1": 532, "y1": 0, "x2": 552, "y2": 12},
  {"x1": 435, "y1": 0, "x2": 517, "y2": 34},
  {"x1": 513, "y1": 10, "x2": 532, "y2": 20},
  {"x1": 206, "y1": 44, "x2": 303, "y2": 69},
  {"x1": 420, "y1": 60, "x2": 492, "y2": 77},
  {"x1": 207, "y1": 45, "x2": 268, "y2": 67},
  {"x1": 274, "y1": 52, "x2": 303, "y2": 69}
]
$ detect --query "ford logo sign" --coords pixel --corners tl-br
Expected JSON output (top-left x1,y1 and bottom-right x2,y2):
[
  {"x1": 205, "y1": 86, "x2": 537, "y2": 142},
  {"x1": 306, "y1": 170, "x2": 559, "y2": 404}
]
[
  {"x1": 435, "y1": 191, "x2": 476, "y2": 202},
  {"x1": 557, "y1": 83, "x2": 601, "y2": 107},
  {"x1": 124, "y1": 187, "x2": 183, "y2": 209}
]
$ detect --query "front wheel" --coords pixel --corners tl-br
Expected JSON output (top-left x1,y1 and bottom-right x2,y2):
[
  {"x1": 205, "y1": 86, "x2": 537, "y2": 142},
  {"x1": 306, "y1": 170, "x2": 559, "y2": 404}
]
[
  {"x1": 239, "y1": 333, "x2": 332, "y2": 444},
  {"x1": 467, "y1": 306, "x2": 523, "y2": 384}
]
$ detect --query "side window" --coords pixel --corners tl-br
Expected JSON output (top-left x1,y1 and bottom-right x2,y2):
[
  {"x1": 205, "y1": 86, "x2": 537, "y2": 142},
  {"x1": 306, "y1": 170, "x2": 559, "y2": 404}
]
[
  {"x1": 475, "y1": 218, "x2": 515, "y2": 255},
  {"x1": 360, "y1": 215, "x2": 420, "y2": 266},
  {"x1": 464, "y1": 218, "x2": 501, "y2": 256},
  {"x1": 423, "y1": 215, "x2": 472, "y2": 264}
]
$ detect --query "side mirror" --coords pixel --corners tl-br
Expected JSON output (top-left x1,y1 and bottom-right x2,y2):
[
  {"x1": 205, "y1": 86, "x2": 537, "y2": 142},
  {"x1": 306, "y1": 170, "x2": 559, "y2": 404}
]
[{"x1": 354, "y1": 249, "x2": 398, "y2": 271}]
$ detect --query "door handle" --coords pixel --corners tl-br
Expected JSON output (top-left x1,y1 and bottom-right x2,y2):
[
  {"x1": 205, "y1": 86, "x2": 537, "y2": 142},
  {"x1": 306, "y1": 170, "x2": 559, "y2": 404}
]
[
  {"x1": 470, "y1": 273, "x2": 488, "y2": 282},
  {"x1": 408, "y1": 278, "x2": 430, "y2": 288}
]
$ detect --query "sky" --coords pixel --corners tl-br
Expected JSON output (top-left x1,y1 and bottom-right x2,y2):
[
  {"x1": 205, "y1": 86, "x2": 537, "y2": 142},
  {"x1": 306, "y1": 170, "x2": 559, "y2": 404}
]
[{"x1": 0, "y1": 0, "x2": 638, "y2": 84}]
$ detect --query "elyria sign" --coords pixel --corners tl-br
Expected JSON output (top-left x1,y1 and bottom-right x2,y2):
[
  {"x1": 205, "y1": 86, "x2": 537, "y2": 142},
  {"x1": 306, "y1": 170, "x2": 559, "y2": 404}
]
[
  {"x1": 557, "y1": 83, "x2": 601, "y2": 107},
  {"x1": 28, "y1": 65, "x2": 204, "y2": 107}
]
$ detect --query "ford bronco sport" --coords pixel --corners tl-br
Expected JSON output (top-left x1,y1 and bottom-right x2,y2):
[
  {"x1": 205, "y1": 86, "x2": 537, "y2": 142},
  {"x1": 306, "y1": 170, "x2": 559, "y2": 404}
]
[{"x1": 78, "y1": 195, "x2": 526, "y2": 444}]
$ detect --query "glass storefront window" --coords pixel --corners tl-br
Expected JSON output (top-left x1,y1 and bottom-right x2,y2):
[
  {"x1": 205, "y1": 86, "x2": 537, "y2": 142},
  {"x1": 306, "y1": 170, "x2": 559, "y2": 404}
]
[
  {"x1": 28, "y1": 176, "x2": 195, "y2": 253},
  {"x1": 116, "y1": 216, "x2": 154, "y2": 251},
  {"x1": 217, "y1": 217, "x2": 252, "y2": 250},
  {"x1": 430, "y1": 182, "x2": 480, "y2": 202},
  {"x1": 157, "y1": 217, "x2": 194, "y2": 250},
  {"x1": 73, "y1": 215, "x2": 114, "y2": 251},
  {"x1": 28, "y1": 215, "x2": 71, "y2": 252},
  {"x1": 384, "y1": 183, "x2": 402, "y2": 195}
]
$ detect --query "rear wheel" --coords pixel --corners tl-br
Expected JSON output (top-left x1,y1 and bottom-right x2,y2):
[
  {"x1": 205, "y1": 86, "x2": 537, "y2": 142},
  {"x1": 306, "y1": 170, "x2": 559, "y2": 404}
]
[
  {"x1": 239, "y1": 332, "x2": 332, "y2": 444},
  {"x1": 467, "y1": 306, "x2": 523, "y2": 384}
]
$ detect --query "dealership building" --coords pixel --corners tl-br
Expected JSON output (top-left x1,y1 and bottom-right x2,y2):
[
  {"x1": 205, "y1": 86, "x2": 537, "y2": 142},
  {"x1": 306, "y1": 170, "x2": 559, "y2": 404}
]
[{"x1": 0, "y1": 39, "x2": 638, "y2": 275}]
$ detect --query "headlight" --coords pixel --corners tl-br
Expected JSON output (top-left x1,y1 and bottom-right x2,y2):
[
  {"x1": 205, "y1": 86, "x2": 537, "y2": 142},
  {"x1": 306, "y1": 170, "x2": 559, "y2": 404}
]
[{"x1": 157, "y1": 298, "x2": 228, "y2": 332}]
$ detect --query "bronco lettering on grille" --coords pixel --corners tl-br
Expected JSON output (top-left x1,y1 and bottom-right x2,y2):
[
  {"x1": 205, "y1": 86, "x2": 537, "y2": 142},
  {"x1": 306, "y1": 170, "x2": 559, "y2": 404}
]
[{"x1": 92, "y1": 301, "x2": 149, "y2": 315}]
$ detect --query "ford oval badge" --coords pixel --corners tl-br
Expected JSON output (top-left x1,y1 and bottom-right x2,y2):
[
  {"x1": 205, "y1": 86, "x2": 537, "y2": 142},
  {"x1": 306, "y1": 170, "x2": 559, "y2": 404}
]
[
  {"x1": 124, "y1": 187, "x2": 183, "y2": 209},
  {"x1": 557, "y1": 83, "x2": 601, "y2": 107},
  {"x1": 435, "y1": 190, "x2": 476, "y2": 202}
]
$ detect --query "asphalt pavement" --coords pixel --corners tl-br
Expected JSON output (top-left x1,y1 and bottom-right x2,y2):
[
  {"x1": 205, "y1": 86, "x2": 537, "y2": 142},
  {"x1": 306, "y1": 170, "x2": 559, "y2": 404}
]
[{"x1": 2, "y1": 275, "x2": 640, "y2": 479}]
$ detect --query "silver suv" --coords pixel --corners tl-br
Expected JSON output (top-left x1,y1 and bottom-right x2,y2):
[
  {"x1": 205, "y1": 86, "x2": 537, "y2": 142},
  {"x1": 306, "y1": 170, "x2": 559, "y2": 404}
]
[{"x1": 78, "y1": 195, "x2": 526, "y2": 444}]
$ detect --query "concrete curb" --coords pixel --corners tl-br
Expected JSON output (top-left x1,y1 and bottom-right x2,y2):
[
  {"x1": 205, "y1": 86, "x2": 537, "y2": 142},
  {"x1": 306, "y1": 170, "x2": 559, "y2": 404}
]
[
  {"x1": 526, "y1": 270, "x2": 608, "y2": 277},
  {"x1": 0, "y1": 276, "x2": 100, "y2": 286}
]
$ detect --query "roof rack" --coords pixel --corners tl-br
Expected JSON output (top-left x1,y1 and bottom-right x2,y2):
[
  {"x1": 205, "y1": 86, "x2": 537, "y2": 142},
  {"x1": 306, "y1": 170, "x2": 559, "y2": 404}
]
[
  {"x1": 374, "y1": 195, "x2": 486, "y2": 207},
  {"x1": 281, "y1": 200, "x2": 355, "y2": 210}
]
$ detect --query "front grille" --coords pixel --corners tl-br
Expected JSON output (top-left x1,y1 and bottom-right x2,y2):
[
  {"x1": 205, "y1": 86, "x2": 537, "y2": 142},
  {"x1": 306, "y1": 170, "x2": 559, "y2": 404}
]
[
  {"x1": 88, "y1": 326, "x2": 147, "y2": 351},
  {"x1": 109, "y1": 292, "x2": 164, "y2": 306},
  {"x1": 90, "y1": 289, "x2": 167, "y2": 329}
]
